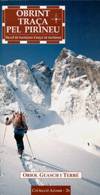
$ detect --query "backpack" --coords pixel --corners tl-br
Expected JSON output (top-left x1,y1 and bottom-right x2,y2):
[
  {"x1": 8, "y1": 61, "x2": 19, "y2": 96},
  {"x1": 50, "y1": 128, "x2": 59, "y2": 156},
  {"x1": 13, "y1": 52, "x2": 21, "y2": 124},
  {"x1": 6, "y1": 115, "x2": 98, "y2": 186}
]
[{"x1": 13, "y1": 112, "x2": 28, "y2": 131}]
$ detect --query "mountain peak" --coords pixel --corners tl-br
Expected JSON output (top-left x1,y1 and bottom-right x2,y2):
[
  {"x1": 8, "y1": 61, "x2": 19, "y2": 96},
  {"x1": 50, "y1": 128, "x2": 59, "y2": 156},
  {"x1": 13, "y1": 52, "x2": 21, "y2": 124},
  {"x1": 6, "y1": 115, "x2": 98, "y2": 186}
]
[
  {"x1": 56, "y1": 48, "x2": 76, "y2": 62},
  {"x1": 31, "y1": 60, "x2": 46, "y2": 71},
  {"x1": 31, "y1": 61, "x2": 52, "y2": 94},
  {"x1": 13, "y1": 59, "x2": 27, "y2": 66}
]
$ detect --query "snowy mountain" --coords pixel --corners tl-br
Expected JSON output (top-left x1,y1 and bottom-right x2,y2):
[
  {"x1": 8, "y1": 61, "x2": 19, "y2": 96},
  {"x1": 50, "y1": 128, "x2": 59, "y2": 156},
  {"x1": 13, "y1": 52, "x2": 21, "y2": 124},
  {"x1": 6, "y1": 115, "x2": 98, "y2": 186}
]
[
  {"x1": 31, "y1": 61, "x2": 52, "y2": 94},
  {"x1": 0, "y1": 65, "x2": 16, "y2": 115},
  {"x1": 0, "y1": 60, "x2": 49, "y2": 127},
  {"x1": 6, "y1": 59, "x2": 44, "y2": 105},
  {"x1": 51, "y1": 48, "x2": 100, "y2": 123},
  {"x1": 0, "y1": 48, "x2": 100, "y2": 126}
]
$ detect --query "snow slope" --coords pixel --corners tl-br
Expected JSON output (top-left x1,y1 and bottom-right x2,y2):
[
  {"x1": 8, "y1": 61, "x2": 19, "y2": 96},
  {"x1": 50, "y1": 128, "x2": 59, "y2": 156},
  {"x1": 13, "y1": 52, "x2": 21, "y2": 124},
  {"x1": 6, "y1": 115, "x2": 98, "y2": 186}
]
[
  {"x1": 0, "y1": 123, "x2": 30, "y2": 195},
  {"x1": 1, "y1": 121, "x2": 100, "y2": 195},
  {"x1": 27, "y1": 126, "x2": 100, "y2": 195},
  {"x1": 0, "y1": 59, "x2": 50, "y2": 128}
]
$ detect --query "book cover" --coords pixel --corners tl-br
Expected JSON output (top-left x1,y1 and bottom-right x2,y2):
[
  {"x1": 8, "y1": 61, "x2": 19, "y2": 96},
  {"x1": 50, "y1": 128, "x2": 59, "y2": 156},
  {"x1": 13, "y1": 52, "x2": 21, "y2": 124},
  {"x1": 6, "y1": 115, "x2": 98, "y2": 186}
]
[{"x1": 0, "y1": 0, "x2": 100, "y2": 195}]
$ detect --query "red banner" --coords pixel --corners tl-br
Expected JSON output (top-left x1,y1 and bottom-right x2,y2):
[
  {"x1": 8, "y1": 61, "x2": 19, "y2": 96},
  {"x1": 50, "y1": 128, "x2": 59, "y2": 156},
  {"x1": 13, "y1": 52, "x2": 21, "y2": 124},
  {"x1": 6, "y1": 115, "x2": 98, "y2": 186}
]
[
  {"x1": 31, "y1": 186, "x2": 71, "y2": 195},
  {"x1": 2, "y1": 6, "x2": 66, "y2": 44}
]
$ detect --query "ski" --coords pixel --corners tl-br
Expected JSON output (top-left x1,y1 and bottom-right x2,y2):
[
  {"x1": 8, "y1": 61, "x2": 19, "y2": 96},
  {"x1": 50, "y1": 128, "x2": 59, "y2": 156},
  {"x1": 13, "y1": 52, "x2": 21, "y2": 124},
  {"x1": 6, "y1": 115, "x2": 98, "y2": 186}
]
[{"x1": 20, "y1": 153, "x2": 36, "y2": 161}]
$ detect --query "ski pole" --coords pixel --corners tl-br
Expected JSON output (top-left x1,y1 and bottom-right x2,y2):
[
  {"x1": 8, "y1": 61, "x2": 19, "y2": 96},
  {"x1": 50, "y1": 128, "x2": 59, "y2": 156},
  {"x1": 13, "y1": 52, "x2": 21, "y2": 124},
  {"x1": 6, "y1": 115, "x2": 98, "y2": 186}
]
[
  {"x1": 25, "y1": 134, "x2": 36, "y2": 159},
  {"x1": 2, "y1": 126, "x2": 7, "y2": 145}
]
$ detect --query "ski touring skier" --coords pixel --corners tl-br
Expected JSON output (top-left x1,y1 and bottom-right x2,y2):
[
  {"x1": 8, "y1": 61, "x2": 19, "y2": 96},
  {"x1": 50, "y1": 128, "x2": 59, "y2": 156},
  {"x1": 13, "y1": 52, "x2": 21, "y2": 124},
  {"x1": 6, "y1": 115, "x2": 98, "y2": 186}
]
[{"x1": 5, "y1": 111, "x2": 28, "y2": 158}]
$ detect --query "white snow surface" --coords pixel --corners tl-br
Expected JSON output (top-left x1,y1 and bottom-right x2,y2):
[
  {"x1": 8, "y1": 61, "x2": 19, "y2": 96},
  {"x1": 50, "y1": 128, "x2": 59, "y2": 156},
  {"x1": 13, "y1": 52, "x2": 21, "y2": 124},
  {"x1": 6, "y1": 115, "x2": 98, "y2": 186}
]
[
  {"x1": 0, "y1": 115, "x2": 100, "y2": 195},
  {"x1": 0, "y1": 123, "x2": 30, "y2": 195}
]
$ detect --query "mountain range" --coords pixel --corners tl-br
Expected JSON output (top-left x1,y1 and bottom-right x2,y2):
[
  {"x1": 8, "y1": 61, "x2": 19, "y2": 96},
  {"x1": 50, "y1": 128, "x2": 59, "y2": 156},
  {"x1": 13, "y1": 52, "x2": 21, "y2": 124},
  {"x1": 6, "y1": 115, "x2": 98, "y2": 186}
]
[{"x1": 0, "y1": 48, "x2": 100, "y2": 127}]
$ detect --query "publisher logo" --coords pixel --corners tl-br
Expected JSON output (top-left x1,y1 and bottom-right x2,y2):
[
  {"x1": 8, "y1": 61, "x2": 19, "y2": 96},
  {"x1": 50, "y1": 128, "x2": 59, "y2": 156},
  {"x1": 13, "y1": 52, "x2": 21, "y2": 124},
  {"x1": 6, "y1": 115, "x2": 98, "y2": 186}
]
[
  {"x1": 2, "y1": 6, "x2": 65, "y2": 44},
  {"x1": 31, "y1": 186, "x2": 71, "y2": 195}
]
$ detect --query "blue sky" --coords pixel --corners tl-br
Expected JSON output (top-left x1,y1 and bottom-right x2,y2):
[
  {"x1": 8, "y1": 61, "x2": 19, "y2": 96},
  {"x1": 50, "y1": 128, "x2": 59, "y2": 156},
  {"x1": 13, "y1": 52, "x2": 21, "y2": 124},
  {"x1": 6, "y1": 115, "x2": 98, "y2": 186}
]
[{"x1": 0, "y1": 0, "x2": 100, "y2": 67}]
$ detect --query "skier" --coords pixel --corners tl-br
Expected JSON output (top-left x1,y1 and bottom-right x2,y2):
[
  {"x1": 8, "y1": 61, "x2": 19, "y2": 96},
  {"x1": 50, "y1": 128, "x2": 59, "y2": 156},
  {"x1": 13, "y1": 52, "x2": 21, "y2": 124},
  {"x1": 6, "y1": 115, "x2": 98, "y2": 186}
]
[{"x1": 5, "y1": 111, "x2": 28, "y2": 157}]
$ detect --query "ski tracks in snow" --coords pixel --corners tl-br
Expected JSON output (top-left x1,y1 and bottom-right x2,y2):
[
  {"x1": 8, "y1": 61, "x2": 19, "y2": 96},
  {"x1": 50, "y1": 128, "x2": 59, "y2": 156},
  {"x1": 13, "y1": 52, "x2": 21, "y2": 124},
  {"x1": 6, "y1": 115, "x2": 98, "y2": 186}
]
[{"x1": 20, "y1": 153, "x2": 66, "y2": 186}]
